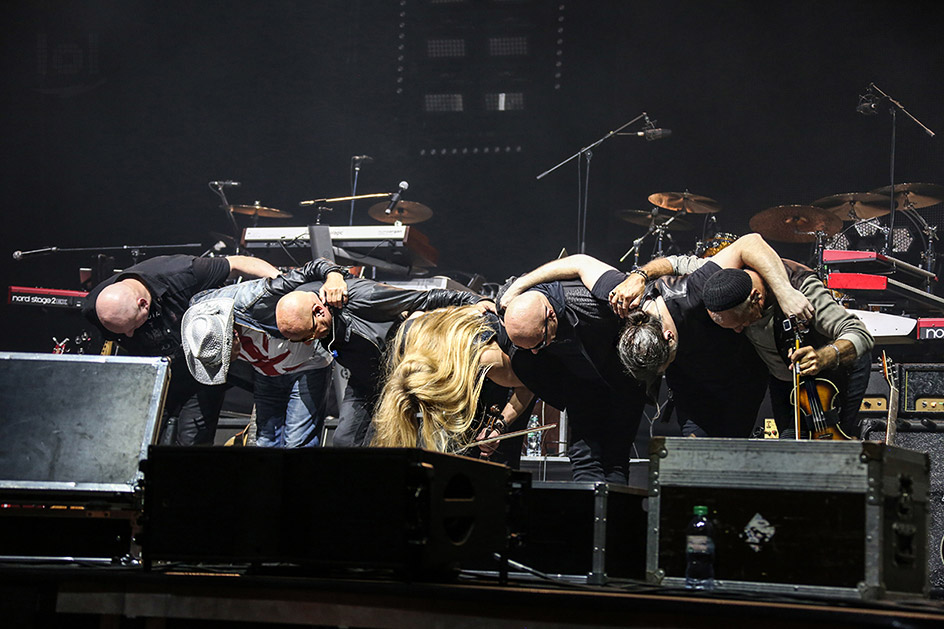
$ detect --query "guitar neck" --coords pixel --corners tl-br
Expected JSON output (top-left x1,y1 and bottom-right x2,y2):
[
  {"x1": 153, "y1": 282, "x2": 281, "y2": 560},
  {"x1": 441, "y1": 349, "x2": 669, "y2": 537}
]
[{"x1": 886, "y1": 386, "x2": 899, "y2": 444}]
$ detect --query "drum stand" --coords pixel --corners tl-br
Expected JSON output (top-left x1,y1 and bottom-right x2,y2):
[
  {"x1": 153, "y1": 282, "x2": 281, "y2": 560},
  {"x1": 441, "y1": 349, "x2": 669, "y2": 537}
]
[{"x1": 619, "y1": 208, "x2": 680, "y2": 266}]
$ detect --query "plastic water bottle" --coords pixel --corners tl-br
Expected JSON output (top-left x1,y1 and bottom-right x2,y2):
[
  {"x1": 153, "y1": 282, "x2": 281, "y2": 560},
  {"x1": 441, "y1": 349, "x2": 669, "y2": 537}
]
[
  {"x1": 525, "y1": 414, "x2": 542, "y2": 457},
  {"x1": 685, "y1": 505, "x2": 716, "y2": 590}
]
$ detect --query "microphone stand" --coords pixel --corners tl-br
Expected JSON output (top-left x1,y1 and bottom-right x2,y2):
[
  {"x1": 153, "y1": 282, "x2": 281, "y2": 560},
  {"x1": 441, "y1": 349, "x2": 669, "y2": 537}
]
[
  {"x1": 299, "y1": 192, "x2": 389, "y2": 206},
  {"x1": 536, "y1": 112, "x2": 649, "y2": 254},
  {"x1": 349, "y1": 157, "x2": 365, "y2": 225},
  {"x1": 209, "y1": 182, "x2": 243, "y2": 251},
  {"x1": 865, "y1": 83, "x2": 936, "y2": 255},
  {"x1": 12, "y1": 243, "x2": 202, "y2": 266}
]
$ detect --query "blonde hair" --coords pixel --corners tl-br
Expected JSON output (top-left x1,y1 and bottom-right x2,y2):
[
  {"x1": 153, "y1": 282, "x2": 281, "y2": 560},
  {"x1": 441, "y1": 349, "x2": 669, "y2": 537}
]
[{"x1": 371, "y1": 306, "x2": 491, "y2": 453}]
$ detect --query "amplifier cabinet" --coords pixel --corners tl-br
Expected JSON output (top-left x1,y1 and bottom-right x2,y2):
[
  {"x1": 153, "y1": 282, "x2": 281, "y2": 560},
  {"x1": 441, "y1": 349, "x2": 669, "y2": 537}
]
[
  {"x1": 0, "y1": 352, "x2": 169, "y2": 562},
  {"x1": 900, "y1": 363, "x2": 944, "y2": 416},
  {"x1": 142, "y1": 447, "x2": 517, "y2": 575},
  {"x1": 647, "y1": 437, "x2": 929, "y2": 600},
  {"x1": 508, "y1": 481, "x2": 647, "y2": 585},
  {"x1": 864, "y1": 423, "x2": 944, "y2": 591}
]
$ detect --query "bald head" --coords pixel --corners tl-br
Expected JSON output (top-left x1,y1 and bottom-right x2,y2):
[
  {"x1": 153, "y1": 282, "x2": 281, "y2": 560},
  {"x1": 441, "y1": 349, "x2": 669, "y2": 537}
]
[
  {"x1": 96, "y1": 279, "x2": 150, "y2": 337},
  {"x1": 504, "y1": 291, "x2": 555, "y2": 352},
  {"x1": 276, "y1": 291, "x2": 333, "y2": 341}
]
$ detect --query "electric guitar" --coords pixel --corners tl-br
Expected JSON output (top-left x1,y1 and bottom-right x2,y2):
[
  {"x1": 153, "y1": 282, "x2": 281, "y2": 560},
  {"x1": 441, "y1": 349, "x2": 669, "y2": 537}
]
[{"x1": 881, "y1": 351, "x2": 899, "y2": 445}]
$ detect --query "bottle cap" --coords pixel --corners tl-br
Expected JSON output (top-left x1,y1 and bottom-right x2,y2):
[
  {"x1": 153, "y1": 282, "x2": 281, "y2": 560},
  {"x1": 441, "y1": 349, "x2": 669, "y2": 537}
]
[{"x1": 693, "y1": 505, "x2": 708, "y2": 516}]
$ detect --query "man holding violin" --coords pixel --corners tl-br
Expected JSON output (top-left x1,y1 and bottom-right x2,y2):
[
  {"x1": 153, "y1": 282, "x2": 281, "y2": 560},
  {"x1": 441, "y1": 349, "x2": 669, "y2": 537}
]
[{"x1": 700, "y1": 263, "x2": 873, "y2": 439}]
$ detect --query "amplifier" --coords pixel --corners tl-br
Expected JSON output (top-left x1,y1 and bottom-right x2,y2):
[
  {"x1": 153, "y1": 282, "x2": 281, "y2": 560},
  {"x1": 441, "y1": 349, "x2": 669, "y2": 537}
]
[
  {"x1": 864, "y1": 423, "x2": 944, "y2": 591},
  {"x1": 0, "y1": 352, "x2": 169, "y2": 562},
  {"x1": 142, "y1": 447, "x2": 520, "y2": 575},
  {"x1": 859, "y1": 362, "x2": 891, "y2": 417},
  {"x1": 900, "y1": 364, "x2": 944, "y2": 416}
]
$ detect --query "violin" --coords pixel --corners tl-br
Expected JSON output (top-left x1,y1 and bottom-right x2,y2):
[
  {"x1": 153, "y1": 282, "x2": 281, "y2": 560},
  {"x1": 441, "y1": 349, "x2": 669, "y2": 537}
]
[{"x1": 786, "y1": 315, "x2": 851, "y2": 441}]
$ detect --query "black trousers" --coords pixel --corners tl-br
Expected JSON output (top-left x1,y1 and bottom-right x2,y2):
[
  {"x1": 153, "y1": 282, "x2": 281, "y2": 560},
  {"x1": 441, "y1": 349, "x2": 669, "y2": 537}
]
[{"x1": 158, "y1": 363, "x2": 226, "y2": 446}]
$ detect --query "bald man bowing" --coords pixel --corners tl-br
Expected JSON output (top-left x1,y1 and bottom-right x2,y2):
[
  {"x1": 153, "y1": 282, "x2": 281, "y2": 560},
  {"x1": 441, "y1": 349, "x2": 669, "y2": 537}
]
[{"x1": 84, "y1": 254, "x2": 279, "y2": 445}]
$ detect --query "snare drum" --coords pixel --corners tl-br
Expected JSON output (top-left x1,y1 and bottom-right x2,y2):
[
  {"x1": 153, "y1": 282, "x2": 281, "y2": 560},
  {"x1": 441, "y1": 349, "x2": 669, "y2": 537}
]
[{"x1": 695, "y1": 232, "x2": 738, "y2": 258}]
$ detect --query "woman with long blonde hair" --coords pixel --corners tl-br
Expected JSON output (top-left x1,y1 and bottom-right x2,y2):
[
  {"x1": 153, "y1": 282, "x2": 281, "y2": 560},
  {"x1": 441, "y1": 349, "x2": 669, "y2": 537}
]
[{"x1": 371, "y1": 305, "x2": 533, "y2": 456}]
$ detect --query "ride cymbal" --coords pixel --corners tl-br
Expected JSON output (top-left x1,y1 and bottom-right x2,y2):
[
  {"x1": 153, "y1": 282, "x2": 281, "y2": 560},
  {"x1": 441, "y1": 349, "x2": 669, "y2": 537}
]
[
  {"x1": 869, "y1": 183, "x2": 944, "y2": 210},
  {"x1": 648, "y1": 191, "x2": 721, "y2": 214},
  {"x1": 615, "y1": 209, "x2": 692, "y2": 231},
  {"x1": 749, "y1": 205, "x2": 842, "y2": 243},
  {"x1": 368, "y1": 200, "x2": 433, "y2": 224},
  {"x1": 230, "y1": 204, "x2": 293, "y2": 219},
  {"x1": 811, "y1": 192, "x2": 891, "y2": 221}
]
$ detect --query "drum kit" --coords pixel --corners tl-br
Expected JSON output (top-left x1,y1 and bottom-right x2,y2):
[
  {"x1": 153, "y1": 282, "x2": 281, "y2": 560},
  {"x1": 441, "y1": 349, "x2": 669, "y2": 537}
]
[
  {"x1": 229, "y1": 199, "x2": 434, "y2": 225},
  {"x1": 616, "y1": 183, "x2": 944, "y2": 270},
  {"x1": 616, "y1": 191, "x2": 725, "y2": 265}
]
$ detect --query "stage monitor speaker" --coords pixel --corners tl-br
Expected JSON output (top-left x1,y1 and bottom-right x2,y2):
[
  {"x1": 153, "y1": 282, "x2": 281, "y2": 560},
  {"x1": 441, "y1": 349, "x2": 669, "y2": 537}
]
[
  {"x1": 864, "y1": 422, "x2": 944, "y2": 591},
  {"x1": 900, "y1": 363, "x2": 944, "y2": 417},
  {"x1": 0, "y1": 352, "x2": 169, "y2": 561},
  {"x1": 142, "y1": 447, "x2": 521, "y2": 575},
  {"x1": 0, "y1": 352, "x2": 168, "y2": 501}
]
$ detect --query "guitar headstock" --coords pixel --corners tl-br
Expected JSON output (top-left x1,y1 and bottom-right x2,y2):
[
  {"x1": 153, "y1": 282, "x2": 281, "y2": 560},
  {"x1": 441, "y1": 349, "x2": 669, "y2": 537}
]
[{"x1": 881, "y1": 351, "x2": 897, "y2": 391}]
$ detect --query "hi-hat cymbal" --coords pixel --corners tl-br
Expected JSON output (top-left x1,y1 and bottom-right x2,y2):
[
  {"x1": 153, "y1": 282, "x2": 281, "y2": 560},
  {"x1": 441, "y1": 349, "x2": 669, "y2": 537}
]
[
  {"x1": 869, "y1": 183, "x2": 944, "y2": 210},
  {"x1": 648, "y1": 191, "x2": 721, "y2": 214},
  {"x1": 615, "y1": 209, "x2": 692, "y2": 231},
  {"x1": 749, "y1": 205, "x2": 843, "y2": 243},
  {"x1": 230, "y1": 203, "x2": 293, "y2": 219},
  {"x1": 368, "y1": 200, "x2": 433, "y2": 224},
  {"x1": 811, "y1": 192, "x2": 891, "y2": 220}
]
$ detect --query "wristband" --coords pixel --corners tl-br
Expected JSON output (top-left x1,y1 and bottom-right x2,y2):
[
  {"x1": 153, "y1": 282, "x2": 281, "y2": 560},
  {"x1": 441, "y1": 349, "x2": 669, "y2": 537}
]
[
  {"x1": 826, "y1": 343, "x2": 841, "y2": 367},
  {"x1": 629, "y1": 268, "x2": 649, "y2": 282},
  {"x1": 325, "y1": 265, "x2": 350, "y2": 279}
]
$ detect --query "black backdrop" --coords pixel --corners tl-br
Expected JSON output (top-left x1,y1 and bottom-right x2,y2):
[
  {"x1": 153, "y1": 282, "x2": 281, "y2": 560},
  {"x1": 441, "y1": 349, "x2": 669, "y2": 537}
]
[{"x1": 2, "y1": 1, "x2": 942, "y2": 352}]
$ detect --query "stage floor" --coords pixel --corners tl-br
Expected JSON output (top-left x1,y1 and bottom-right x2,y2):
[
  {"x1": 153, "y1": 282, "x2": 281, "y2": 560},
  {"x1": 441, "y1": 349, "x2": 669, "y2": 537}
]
[{"x1": 3, "y1": 562, "x2": 944, "y2": 629}]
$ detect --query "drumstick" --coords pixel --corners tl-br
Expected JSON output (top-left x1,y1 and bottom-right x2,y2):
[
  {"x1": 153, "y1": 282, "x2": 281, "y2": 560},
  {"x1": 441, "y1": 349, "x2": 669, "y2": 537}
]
[{"x1": 470, "y1": 424, "x2": 557, "y2": 447}]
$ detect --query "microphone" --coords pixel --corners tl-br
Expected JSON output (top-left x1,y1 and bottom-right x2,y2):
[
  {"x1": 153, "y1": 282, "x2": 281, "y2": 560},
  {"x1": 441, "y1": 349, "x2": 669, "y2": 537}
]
[
  {"x1": 13, "y1": 247, "x2": 59, "y2": 261},
  {"x1": 636, "y1": 128, "x2": 672, "y2": 141},
  {"x1": 209, "y1": 180, "x2": 241, "y2": 187},
  {"x1": 352, "y1": 155, "x2": 374, "y2": 163},
  {"x1": 856, "y1": 89, "x2": 881, "y2": 116},
  {"x1": 856, "y1": 100, "x2": 879, "y2": 115},
  {"x1": 385, "y1": 181, "x2": 409, "y2": 214}
]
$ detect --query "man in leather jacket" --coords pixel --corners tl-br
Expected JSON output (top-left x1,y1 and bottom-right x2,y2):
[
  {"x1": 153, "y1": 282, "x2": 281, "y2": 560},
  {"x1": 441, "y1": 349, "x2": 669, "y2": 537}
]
[
  {"x1": 186, "y1": 257, "x2": 488, "y2": 447},
  {"x1": 276, "y1": 274, "x2": 489, "y2": 446}
]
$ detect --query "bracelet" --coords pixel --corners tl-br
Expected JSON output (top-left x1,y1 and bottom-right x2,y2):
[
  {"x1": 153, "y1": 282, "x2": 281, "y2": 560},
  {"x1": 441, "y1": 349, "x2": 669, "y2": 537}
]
[
  {"x1": 826, "y1": 343, "x2": 841, "y2": 367},
  {"x1": 629, "y1": 268, "x2": 649, "y2": 282}
]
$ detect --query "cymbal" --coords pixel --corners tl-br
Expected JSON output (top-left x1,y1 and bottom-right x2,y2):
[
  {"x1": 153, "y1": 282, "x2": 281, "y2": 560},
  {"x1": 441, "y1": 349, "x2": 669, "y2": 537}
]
[
  {"x1": 869, "y1": 183, "x2": 944, "y2": 210},
  {"x1": 648, "y1": 191, "x2": 721, "y2": 214},
  {"x1": 749, "y1": 205, "x2": 843, "y2": 243},
  {"x1": 615, "y1": 209, "x2": 692, "y2": 231},
  {"x1": 811, "y1": 192, "x2": 891, "y2": 220},
  {"x1": 230, "y1": 203, "x2": 293, "y2": 219},
  {"x1": 368, "y1": 200, "x2": 433, "y2": 224}
]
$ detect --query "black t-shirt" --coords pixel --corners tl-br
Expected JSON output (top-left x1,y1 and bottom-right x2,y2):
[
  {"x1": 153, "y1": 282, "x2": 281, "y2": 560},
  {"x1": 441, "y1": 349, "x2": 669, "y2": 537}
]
[
  {"x1": 662, "y1": 263, "x2": 767, "y2": 411},
  {"x1": 592, "y1": 264, "x2": 765, "y2": 406},
  {"x1": 83, "y1": 255, "x2": 231, "y2": 359}
]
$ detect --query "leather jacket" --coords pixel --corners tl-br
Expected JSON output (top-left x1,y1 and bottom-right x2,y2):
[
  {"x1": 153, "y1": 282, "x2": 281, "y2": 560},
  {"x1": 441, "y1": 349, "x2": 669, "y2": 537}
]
[
  {"x1": 295, "y1": 277, "x2": 483, "y2": 394},
  {"x1": 190, "y1": 258, "x2": 345, "y2": 337}
]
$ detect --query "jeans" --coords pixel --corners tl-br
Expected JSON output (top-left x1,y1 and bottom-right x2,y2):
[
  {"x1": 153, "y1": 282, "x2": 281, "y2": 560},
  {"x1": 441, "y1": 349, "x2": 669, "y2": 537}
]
[{"x1": 254, "y1": 367, "x2": 332, "y2": 448}]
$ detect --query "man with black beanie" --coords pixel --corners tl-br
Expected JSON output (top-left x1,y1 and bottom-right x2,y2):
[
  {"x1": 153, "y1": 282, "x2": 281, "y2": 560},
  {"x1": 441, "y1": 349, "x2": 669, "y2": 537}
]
[{"x1": 701, "y1": 263, "x2": 873, "y2": 438}]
